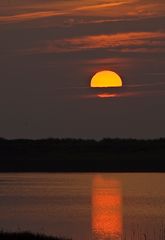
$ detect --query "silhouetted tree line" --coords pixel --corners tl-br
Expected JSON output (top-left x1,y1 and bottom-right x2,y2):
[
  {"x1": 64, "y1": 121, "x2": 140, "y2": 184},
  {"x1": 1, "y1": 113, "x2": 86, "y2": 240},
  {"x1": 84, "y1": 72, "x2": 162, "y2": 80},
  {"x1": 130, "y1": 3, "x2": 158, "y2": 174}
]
[{"x1": 0, "y1": 138, "x2": 165, "y2": 172}]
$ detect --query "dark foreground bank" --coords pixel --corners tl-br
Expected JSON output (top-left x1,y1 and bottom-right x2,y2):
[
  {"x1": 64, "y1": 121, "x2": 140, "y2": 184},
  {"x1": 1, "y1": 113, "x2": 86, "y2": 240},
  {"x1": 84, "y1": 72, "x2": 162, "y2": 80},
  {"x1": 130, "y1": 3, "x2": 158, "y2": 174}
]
[
  {"x1": 0, "y1": 138, "x2": 165, "y2": 172},
  {"x1": 0, "y1": 232, "x2": 71, "y2": 240}
]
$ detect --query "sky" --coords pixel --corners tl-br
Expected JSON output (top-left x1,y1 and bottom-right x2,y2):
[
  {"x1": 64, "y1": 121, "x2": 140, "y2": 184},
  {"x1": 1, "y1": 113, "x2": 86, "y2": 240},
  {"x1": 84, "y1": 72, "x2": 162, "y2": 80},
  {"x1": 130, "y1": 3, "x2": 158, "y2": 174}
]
[{"x1": 0, "y1": 0, "x2": 165, "y2": 139}]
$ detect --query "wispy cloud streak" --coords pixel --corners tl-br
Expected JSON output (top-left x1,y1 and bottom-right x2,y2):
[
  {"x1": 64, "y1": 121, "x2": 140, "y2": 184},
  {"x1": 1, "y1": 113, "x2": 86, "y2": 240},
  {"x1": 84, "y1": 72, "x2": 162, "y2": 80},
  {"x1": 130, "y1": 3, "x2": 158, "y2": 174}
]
[
  {"x1": 75, "y1": 1, "x2": 128, "y2": 11},
  {"x1": 0, "y1": 0, "x2": 129, "y2": 24},
  {"x1": 28, "y1": 31, "x2": 165, "y2": 54},
  {"x1": 0, "y1": 0, "x2": 164, "y2": 24},
  {"x1": 0, "y1": 11, "x2": 65, "y2": 23}
]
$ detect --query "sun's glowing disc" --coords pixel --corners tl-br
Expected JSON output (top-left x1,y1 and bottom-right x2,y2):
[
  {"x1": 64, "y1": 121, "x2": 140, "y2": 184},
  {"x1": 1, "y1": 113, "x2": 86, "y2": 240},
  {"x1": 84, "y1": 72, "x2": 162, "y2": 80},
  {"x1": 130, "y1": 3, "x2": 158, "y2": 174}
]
[{"x1": 90, "y1": 70, "x2": 122, "y2": 88}]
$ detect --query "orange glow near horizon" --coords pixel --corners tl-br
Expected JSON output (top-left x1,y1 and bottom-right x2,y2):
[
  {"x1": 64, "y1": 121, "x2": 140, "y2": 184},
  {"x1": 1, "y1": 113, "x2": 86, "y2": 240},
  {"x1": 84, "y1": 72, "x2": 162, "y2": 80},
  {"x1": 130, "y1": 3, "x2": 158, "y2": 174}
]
[
  {"x1": 92, "y1": 176, "x2": 122, "y2": 239},
  {"x1": 90, "y1": 71, "x2": 122, "y2": 88},
  {"x1": 97, "y1": 93, "x2": 117, "y2": 98}
]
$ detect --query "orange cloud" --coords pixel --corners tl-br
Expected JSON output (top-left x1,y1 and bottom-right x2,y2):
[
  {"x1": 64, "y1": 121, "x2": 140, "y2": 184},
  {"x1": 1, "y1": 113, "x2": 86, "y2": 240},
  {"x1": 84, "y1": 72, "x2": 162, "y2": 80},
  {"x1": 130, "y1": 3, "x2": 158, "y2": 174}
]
[
  {"x1": 0, "y1": 0, "x2": 164, "y2": 24},
  {"x1": 30, "y1": 31, "x2": 164, "y2": 54},
  {"x1": 65, "y1": 32, "x2": 164, "y2": 50},
  {"x1": 0, "y1": 11, "x2": 64, "y2": 23},
  {"x1": 97, "y1": 93, "x2": 118, "y2": 98},
  {"x1": 75, "y1": 1, "x2": 128, "y2": 11},
  {"x1": 97, "y1": 92, "x2": 139, "y2": 98},
  {"x1": 127, "y1": 2, "x2": 165, "y2": 17},
  {"x1": 0, "y1": 0, "x2": 130, "y2": 24}
]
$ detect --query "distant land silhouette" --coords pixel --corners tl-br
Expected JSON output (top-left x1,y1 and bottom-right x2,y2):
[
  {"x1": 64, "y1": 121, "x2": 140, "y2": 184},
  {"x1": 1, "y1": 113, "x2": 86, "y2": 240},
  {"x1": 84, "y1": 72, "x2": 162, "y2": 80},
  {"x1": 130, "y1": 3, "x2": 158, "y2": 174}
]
[{"x1": 0, "y1": 138, "x2": 165, "y2": 172}]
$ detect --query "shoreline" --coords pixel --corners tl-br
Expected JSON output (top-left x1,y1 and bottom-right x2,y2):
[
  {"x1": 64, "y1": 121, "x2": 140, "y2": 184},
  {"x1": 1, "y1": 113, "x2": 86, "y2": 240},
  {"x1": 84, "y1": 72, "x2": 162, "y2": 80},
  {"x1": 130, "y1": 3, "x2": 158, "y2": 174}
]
[{"x1": 0, "y1": 231, "x2": 71, "y2": 240}]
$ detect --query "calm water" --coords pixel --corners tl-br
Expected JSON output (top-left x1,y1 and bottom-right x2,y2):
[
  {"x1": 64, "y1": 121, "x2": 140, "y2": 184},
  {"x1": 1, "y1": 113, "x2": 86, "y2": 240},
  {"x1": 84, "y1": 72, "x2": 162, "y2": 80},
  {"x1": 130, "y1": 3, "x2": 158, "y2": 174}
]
[{"x1": 0, "y1": 173, "x2": 165, "y2": 240}]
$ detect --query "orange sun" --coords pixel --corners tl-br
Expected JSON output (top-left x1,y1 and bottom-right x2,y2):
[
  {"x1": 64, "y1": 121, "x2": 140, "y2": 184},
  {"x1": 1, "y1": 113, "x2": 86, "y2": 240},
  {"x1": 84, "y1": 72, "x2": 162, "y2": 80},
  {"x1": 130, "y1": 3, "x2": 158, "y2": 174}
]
[{"x1": 90, "y1": 70, "x2": 122, "y2": 88}]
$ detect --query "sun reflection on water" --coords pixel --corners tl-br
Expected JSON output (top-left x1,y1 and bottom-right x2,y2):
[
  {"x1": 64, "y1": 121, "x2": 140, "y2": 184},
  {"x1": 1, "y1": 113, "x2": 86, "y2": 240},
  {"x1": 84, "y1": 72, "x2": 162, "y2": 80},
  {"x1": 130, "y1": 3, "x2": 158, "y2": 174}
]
[{"x1": 92, "y1": 175, "x2": 123, "y2": 240}]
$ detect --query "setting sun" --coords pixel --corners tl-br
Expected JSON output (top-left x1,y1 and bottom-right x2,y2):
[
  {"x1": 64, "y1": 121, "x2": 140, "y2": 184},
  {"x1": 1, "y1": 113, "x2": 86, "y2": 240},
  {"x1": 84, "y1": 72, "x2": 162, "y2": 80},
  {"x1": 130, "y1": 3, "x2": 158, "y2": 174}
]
[{"x1": 90, "y1": 70, "x2": 122, "y2": 88}]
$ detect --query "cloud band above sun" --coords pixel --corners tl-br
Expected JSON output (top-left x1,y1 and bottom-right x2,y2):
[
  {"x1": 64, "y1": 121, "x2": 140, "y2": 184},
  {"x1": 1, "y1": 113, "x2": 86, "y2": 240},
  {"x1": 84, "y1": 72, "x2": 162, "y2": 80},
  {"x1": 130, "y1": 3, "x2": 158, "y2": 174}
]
[{"x1": 90, "y1": 70, "x2": 122, "y2": 88}]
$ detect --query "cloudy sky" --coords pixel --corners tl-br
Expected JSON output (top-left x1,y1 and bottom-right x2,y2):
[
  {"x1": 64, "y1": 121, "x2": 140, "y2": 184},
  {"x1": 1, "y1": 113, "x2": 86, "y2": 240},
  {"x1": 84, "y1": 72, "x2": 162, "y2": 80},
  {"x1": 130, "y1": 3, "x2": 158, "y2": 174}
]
[{"x1": 0, "y1": 0, "x2": 165, "y2": 139}]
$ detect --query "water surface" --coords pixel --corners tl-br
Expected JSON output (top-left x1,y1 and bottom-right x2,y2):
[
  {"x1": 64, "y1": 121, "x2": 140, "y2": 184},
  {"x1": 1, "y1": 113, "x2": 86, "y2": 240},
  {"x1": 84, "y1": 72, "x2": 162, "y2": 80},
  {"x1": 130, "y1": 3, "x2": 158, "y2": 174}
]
[{"x1": 0, "y1": 173, "x2": 165, "y2": 240}]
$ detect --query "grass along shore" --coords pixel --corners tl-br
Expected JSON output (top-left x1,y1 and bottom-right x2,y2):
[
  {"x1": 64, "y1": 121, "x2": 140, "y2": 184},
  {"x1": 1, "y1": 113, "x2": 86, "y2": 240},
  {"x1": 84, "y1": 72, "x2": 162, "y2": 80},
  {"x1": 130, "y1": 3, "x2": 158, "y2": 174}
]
[{"x1": 0, "y1": 231, "x2": 71, "y2": 240}]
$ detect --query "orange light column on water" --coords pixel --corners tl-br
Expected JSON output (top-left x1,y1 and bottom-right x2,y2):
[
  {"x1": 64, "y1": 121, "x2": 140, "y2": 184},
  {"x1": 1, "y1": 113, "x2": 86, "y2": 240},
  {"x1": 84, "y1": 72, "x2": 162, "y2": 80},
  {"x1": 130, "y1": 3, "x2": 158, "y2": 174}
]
[{"x1": 92, "y1": 176, "x2": 123, "y2": 240}]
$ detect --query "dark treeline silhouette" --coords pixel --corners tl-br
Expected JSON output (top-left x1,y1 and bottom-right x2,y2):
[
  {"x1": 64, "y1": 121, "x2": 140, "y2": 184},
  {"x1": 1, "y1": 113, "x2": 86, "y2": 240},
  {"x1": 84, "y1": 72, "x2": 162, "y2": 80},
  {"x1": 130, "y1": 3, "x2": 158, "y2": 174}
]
[{"x1": 0, "y1": 138, "x2": 165, "y2": 172}]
